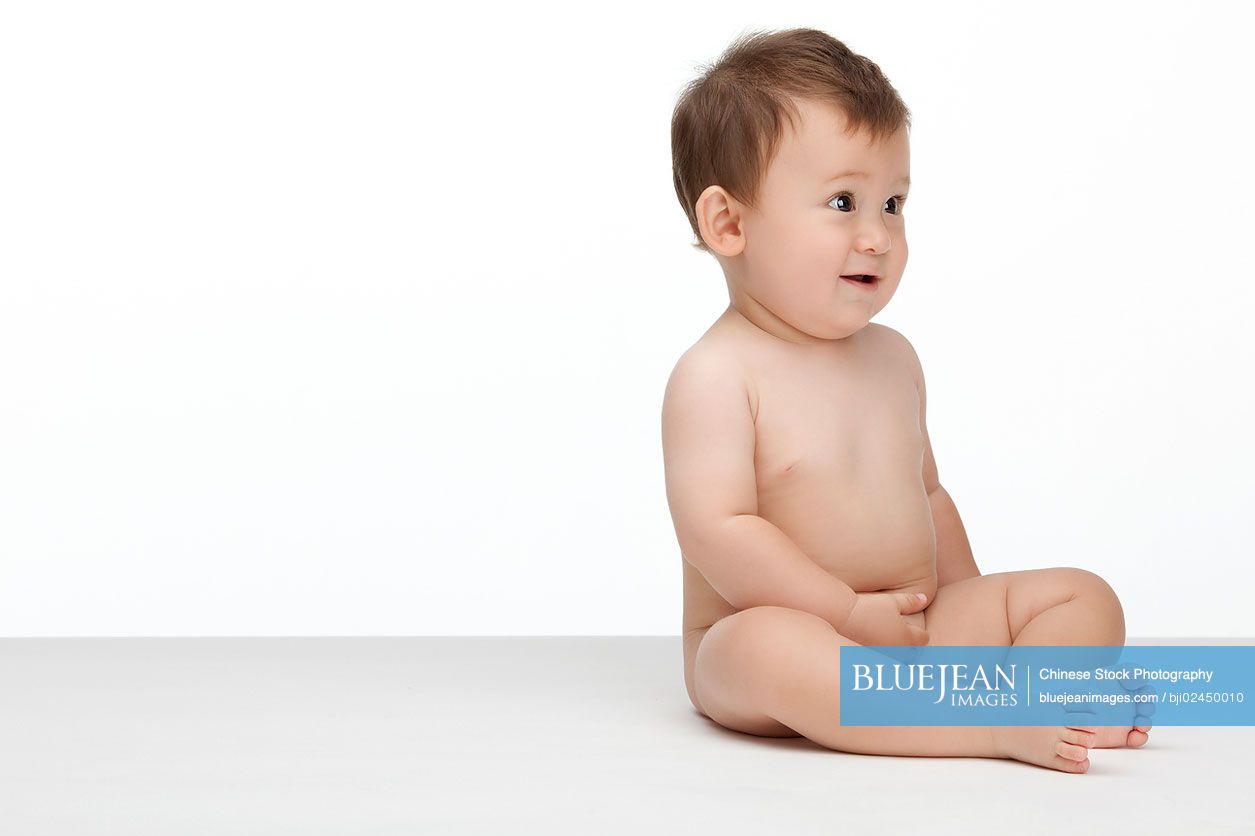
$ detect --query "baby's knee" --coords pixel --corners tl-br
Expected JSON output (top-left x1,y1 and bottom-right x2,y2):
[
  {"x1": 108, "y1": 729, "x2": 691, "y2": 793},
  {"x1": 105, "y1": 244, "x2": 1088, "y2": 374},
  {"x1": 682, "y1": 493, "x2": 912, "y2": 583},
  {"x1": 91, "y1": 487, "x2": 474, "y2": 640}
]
[
  {"x1": 1054, "y1": 567, "x2": 1126, "y2": 634},
  {"x1": 1055, "y1": 567, "x2": 1122, "y2": 606},
  {"x1": 705, "y1": 606, "x2": 836, "y2": 674},
  {"x1": 696, "y1": 606, "x2": 836, "y2": 721}
]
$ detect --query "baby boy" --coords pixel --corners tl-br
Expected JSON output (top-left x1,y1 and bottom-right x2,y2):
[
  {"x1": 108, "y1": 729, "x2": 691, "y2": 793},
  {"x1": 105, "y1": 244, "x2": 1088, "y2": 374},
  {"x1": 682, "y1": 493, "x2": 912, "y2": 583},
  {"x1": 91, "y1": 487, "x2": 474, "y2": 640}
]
[{"x1": 662, "y1": 28, "x2": 1150, "y2": 774}]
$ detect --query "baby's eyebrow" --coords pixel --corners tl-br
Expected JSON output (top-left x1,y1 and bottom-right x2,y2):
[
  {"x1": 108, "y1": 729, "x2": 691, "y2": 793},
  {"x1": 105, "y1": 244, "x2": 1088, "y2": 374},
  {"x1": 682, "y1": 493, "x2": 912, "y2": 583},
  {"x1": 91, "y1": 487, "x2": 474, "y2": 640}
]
[{"x1": 828, "y1": 170, "x2": 911, "y2": 187}]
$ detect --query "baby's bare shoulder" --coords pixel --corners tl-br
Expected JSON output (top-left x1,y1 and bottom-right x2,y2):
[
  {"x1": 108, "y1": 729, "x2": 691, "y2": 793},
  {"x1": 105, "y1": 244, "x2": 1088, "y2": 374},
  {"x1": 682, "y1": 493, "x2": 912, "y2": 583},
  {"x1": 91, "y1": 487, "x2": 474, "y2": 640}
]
[
  {"x1": 678, "y1": 310, "x2": 766, "y2": 372},
  {"x1": 664, "y1": 327, "x2": 759, "y2": 420},
  {"x1": 863, "y1": 321, "x2": 912, "y2": 353},
  {"x1": 666, "y1": 330, "x2": 751, "y2": 392},
  {"x1": 863, "y1": 323, "x2": 924, "y2": 382}
]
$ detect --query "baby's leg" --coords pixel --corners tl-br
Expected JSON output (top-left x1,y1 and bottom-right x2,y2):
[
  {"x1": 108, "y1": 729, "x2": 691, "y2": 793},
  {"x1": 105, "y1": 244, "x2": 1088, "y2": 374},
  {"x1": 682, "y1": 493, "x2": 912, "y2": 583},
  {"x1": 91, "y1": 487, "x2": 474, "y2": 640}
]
[
  {"x1": 926, "y1": 567, "x2": 1151, "y2": 750},
  {"x1": 692, "y1": 605, "x2": 1092, "y2": 773}
]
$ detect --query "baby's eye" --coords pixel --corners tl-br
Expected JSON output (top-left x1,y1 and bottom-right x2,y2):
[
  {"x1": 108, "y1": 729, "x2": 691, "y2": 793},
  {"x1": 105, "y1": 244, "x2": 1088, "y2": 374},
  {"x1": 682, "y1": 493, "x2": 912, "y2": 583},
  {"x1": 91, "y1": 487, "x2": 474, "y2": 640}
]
[
  {"x1": 829, "y1": 193, "x2": 855, "y2": 212},
  {"x1": 827, "y1": 192, "x2": 908, "y2": 215}
]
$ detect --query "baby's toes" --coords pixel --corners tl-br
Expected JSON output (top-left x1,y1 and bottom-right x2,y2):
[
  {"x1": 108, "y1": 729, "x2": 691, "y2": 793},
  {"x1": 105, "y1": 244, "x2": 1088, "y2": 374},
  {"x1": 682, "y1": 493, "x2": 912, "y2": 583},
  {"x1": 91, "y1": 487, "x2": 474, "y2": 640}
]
[
  {"x1": 1057, "y1": 726, "x2": 1097, "y2": 761},
  {"x1": 1090, "y1": 719, "x2": 1152, "y2": 749},
  {"x1": 1052, "y1": 751, "x2": 1091, "y2": 773},
  {"x1": 1090, "y1": 725, "x2": 1136, "y2": 748}
]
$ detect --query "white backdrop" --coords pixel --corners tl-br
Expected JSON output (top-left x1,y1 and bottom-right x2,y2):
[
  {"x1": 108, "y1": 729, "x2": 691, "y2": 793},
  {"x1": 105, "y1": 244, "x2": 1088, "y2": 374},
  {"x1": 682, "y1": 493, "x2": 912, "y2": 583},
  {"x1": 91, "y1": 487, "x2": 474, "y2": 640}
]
[{"x1": 2, "y1": 1, "x2": 1251, "y2": 637}]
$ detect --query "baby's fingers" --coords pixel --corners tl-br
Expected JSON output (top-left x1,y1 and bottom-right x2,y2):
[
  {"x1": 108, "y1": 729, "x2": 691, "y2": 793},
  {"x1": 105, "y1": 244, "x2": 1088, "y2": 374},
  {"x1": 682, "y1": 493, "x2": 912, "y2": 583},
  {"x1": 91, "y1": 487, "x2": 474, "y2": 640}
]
[
  {"x1": 906, "y1": 624, "x2": 930, "y2": 646},
  {"x1": 896, "y1": 592, "x2": 929, "y2": 615}
]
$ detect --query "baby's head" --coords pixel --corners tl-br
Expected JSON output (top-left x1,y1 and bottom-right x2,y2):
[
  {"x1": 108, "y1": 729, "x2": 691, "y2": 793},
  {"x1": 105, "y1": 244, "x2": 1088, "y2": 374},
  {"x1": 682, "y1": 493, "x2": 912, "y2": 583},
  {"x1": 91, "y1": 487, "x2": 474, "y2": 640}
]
[{"x1": 671, "y1": 28, "x2": 912, "y2": 342}]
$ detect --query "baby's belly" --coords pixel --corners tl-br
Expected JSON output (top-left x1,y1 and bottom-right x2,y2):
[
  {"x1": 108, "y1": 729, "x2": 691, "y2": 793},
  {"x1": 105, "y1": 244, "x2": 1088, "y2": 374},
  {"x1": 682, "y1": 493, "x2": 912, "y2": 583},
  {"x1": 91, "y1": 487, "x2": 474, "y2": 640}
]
[
  {"x1": 681, "y1": 470, "x2": 938, "y2": 633},
  {"x1": 758, "y1": 466, "x2": 938, "y2": 597},
  {"x1": 682, "y1": 465, "x2": 938, "y2": 647},
  {"x1": 681, "y1": 470, "x2": 937, "y2": 710}
]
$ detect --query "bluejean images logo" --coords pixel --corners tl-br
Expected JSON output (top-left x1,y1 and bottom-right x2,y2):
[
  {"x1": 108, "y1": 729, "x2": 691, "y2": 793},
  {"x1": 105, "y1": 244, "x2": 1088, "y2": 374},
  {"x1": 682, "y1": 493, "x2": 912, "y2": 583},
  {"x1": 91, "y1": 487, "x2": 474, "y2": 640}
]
[
  {"x1": 838, "y1": 645, "x2": 1254, "y2": 726},
  {"x1": 852, "y1": 660, "x2": 1019, "y2": 706}
]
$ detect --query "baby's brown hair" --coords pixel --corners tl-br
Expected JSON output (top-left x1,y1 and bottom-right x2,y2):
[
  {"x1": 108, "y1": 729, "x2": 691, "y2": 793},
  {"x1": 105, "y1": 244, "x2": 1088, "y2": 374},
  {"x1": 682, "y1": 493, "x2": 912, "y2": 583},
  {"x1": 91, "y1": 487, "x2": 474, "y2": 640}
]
[{"x1": 671, "y1": 27, "x2": 912, "y2": 253}]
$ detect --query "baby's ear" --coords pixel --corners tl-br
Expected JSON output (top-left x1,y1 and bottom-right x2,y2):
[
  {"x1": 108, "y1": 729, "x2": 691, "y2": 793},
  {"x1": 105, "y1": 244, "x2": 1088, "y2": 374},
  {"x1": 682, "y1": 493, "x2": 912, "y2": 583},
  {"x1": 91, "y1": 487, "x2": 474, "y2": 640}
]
[{"x1": 695, "y1": 185, "x2": 746, "y2": 257}]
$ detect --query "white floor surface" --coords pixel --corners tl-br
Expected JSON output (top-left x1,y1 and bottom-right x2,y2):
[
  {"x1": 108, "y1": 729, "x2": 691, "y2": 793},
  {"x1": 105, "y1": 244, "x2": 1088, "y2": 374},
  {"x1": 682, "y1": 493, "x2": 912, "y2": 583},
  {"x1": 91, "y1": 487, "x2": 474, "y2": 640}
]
[{"x1": 0, "y1": 637, "x2": 1251, "y2": 834}]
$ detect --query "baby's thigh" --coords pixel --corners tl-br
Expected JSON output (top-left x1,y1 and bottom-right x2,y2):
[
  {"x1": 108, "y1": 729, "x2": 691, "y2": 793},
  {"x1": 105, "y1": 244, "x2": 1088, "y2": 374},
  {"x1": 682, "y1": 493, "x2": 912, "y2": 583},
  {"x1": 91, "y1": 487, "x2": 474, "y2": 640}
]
[
  {"x1": 924, "y1": 567, "x2": 1113, "y2": 645},
  {"x1": 922, "y1": 573, "x2": 1016, "y2": 646}
]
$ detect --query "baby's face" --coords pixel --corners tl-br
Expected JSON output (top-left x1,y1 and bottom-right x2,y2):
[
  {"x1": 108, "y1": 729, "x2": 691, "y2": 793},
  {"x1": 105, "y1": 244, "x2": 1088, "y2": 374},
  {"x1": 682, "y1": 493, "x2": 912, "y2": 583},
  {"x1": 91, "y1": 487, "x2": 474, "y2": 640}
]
[{"x1": 728, "y1": 98, "x2": 911, "y2": 341}]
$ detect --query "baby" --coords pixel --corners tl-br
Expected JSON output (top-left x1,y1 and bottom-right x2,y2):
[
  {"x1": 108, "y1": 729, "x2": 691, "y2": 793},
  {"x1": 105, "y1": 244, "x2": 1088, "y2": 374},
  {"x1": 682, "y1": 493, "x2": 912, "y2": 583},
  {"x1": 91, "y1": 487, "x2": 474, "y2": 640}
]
[{"x1": 662, "y1": 28, "x2": 1150, "y2": 774}]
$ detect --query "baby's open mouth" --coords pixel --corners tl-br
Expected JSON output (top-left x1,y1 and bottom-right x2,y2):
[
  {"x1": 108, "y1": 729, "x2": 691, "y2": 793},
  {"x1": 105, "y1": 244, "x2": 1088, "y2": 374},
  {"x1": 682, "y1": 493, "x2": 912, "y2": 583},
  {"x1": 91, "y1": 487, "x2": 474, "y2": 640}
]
[{"x1": 841, "y1": 274, "x2": 879, "y2": 287}]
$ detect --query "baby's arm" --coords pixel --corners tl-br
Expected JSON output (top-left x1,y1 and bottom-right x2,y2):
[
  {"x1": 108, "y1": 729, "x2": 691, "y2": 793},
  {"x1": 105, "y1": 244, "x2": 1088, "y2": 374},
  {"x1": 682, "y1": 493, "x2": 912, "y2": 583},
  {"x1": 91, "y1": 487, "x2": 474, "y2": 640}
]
[
  {"x1": 662, "y1": 348, "x2": 927, "y2": 643},
  {"x1": 895, "y1": 330, "x2": 980, "y2": 586}
]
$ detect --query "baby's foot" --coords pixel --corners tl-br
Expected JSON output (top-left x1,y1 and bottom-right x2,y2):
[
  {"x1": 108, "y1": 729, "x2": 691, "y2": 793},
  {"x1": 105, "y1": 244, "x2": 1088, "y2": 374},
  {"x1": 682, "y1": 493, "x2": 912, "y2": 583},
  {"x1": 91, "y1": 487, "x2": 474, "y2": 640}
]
[
  {"x1": 1088, "y1": 666, "x2": 1155, "y2": 748},
  {"x1": 1091, "y1": 722, "x2": 1152, "y2": 748},
  {"x1": 990, "y1": 724, "x2": 1096, "y2": 773}
]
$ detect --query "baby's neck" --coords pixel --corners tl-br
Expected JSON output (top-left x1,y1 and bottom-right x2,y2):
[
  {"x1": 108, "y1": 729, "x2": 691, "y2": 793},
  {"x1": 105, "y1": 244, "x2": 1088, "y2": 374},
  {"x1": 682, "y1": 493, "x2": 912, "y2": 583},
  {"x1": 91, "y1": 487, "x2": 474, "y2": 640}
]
[{"x1": 720, "y1": 301, "x2": 864, "y2": 349}]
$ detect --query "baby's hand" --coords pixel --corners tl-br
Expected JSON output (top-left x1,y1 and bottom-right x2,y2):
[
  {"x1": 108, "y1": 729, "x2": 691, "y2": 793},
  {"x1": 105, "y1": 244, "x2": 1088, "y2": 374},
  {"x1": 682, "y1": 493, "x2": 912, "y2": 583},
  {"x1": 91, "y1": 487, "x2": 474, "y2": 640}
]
[{"x1": 842, "y1": 591, "x2": 930, "y2": 647}]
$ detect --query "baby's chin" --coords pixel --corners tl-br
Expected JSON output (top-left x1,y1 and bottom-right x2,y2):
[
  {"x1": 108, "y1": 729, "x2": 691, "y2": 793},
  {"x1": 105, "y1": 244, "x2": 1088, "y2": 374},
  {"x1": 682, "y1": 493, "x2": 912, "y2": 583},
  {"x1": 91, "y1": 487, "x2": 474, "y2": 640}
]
[{"x1": 796, "y1": 312, "x2": 878, "y2": 342}]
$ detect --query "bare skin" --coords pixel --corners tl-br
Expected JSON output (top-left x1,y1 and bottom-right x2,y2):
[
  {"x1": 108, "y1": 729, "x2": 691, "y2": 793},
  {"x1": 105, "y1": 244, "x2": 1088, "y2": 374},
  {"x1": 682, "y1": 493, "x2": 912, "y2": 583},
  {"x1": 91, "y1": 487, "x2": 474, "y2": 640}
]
[{"x1": 663, "y1": 98, "x2": 1149, "y2": 773}]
